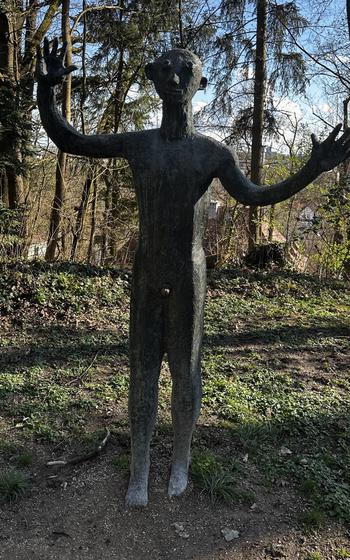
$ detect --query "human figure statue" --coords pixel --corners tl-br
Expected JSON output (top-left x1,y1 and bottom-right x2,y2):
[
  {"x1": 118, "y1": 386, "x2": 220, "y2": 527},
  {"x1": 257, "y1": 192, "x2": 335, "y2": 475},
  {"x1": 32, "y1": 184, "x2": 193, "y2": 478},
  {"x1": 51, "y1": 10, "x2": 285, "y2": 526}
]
[{"x1": 37, "y1": 38, "x2": 350, "y2": 507}]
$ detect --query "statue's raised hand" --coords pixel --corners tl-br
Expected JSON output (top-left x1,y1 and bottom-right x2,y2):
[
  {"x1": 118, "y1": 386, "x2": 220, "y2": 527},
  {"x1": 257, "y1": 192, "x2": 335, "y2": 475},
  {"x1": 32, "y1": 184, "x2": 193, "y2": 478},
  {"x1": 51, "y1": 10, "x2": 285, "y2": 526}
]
[
  {"x1": 309, "y1": 123, "x2": 350, "y2": 173},
  {"x1": 37, "y1": 37, "x2": 77, "y2": 86}
]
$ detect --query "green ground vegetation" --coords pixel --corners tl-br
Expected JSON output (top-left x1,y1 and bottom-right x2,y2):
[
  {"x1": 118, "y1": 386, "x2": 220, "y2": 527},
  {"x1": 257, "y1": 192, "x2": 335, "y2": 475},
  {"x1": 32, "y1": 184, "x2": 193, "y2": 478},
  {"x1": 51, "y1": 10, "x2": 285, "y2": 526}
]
[{"x1": 0, "y1": 262, "x2": 349, "y2": 524}]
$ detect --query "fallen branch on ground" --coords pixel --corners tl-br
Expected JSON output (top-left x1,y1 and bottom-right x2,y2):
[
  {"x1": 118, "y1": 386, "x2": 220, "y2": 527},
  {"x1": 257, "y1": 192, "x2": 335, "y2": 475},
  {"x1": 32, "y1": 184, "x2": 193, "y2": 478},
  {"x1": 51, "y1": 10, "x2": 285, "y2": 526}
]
[{"x1": 46, "y1": 427, "x2": 111, "y2": 467}]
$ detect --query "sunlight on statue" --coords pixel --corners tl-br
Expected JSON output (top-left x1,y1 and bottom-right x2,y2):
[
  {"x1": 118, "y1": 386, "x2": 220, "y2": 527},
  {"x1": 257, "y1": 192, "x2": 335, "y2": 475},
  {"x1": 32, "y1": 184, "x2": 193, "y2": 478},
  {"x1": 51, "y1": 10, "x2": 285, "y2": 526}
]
[{"x1": 37, "y1": 37, "x2": 350, "y2": 507}]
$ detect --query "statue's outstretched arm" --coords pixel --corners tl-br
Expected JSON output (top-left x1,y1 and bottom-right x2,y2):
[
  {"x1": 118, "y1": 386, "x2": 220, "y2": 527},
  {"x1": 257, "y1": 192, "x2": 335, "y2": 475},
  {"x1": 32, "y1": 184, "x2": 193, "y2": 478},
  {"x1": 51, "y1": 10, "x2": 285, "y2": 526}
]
[
  {"x1": 37, "y1": 38, "x2": 132, "y2": 158},
  {"x1": 217, "y1": 124, "x2": 350, "y2": 207}
]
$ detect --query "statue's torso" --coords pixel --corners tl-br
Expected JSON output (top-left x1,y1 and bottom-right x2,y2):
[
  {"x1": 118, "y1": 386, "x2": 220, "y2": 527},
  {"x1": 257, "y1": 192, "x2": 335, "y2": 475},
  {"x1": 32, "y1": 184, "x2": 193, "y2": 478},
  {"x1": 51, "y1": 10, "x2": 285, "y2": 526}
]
[{"x1": 127, "y1": 131, "x2": 222, "y2": 276}]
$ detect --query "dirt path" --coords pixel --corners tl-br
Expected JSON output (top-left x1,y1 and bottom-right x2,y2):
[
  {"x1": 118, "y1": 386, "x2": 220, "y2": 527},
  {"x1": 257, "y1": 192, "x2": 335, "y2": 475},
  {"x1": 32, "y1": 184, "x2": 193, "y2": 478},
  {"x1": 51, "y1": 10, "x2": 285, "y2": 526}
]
[{"x1": 1, "y1": 447, "x2": 349, "y2": 560}]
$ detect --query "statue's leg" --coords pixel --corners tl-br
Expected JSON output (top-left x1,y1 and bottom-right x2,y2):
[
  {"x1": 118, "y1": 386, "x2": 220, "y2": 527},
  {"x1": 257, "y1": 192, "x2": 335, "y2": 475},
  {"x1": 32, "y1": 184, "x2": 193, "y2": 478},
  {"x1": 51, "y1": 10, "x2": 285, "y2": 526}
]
[
  {"x1": 167, "y1": 263, "x2": 206, "y2": 497},
  {"x1": 126, "y1": 270, "x2": 163, "y2": 507}
]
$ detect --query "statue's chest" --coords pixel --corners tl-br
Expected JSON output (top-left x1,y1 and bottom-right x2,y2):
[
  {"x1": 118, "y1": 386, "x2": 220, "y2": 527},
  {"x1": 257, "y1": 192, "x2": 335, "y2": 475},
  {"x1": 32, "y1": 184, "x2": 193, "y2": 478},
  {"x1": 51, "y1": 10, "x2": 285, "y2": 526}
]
[{"x1": 130, "y1": 139, "x2": 211, "y2": 189}]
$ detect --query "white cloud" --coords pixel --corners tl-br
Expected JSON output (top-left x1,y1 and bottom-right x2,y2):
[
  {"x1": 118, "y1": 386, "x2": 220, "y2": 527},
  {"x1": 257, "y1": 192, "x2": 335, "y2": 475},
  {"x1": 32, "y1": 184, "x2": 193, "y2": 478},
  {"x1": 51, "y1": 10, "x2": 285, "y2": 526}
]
[
  {"x1": 273, "y1": 96, "x2": 303, "y2": 120},
  {"x1": 312, "y1": 101, "x2": 331, "y2": 115},
  {"x1": 193, "y1": 100, "x2": 208, "y2": 114}
]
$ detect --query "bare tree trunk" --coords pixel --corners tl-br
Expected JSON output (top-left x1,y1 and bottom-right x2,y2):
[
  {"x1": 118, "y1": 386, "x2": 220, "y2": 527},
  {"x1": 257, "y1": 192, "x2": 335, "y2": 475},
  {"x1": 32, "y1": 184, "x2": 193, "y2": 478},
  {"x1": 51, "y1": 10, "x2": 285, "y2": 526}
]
[
  {"x1": 71, "y1": 174, "x2": 93, "y2": 260},
  {"x1": 248, "y1": 0, "x2": 267, "y2": 251},
  {"x1": 87, "y1": 174, "x2": 98, "y2": 263},
  {"x1": 1, "y1": 1, "x2": 61, "y2": 259},
  {"x1": 268, "y1": 205, "x2": 275, "y2": 241},
  {"x1": 45, "y1": 0, "x2": 72, "y2": 261},
  {"x1": 101, "y1": 178, "x2": 111, "y2": 264},
  {"x1": 70, "y1": 1, "x2": 91, "y2": 262},
  {"x1": 104, "y1": 41, "x2": 125, "y2": 264},
  {"x1": 0, "y1": 170, "x2": 9, "y2": 206},
  {"x1": 109, "y1": 173, "x2": 121, "y2": 262},
  {"x1": 1, "y1": 0, "x2": 61, "y2": 208},
  {"x1": 103, "y1": 1, "x2": 128, "y2": 264},
  {"x1": 46, "y1": 151, "x2": 67, "y2": 260},
  {"x1": 0, "y1": 3, "x2": 24, "y2": 209},
  {"x1": 340, "y1": 97, "x2": 350, "y2": 276}
]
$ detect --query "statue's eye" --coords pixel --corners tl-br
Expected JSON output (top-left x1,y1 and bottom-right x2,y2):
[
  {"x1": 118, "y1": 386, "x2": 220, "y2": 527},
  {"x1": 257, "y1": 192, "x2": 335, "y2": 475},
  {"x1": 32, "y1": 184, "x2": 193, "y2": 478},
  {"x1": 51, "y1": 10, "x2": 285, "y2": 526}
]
[
  {"x1": 161, "y1": 59, "x2": 172, "y2": 71},
  {"x1": 185, "y1": 61, "x2": 193, "y2": 73}
]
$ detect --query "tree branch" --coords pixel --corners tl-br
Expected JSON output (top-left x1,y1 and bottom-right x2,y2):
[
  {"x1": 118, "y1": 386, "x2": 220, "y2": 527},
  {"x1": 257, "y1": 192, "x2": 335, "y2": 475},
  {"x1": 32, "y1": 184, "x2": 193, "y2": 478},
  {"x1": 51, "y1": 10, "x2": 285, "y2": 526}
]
[
  {"x1": 24, "y1": 0, "x2": 62, "y2": 66},
  {"x1": 274, "y1": 12, "x2": 350, "y2": 89},
  {"x1": 71, "y1": 5, "x2": 130, "y2": 35},
  {"x1": 46, "y1": 428, "x2": 111, "y2": 467}
]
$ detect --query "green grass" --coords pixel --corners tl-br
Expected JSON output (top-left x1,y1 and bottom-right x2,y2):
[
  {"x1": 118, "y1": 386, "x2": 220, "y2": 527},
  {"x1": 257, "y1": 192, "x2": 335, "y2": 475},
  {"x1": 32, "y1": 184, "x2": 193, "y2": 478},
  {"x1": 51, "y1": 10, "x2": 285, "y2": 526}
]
[
  {"x1": 201, "y1": 270, "x2": 350, "y2": 521},
  {"x1": 12, "y1": 452, "x2": 33, "y2": 467},
  {"x1": 306, "y1": 553, "x2": 323, "y2": 560},
  {"x1": 190, "y1": 449, "x2": 251, "y2": 506},
  {"x1": 113, "y1": 453, "x2": 130, "y2": 475},
  {"x1": 336, "y1": 549, "x2": 350, "y2": 559},
  {"x1": 0, "y1": 470, "x2": 28, "y2": 501},
  {"x1": 299, "y1": 509, "x2": 326, "y2": 530},
  {"x1": 1, "y1": 263, "x2": 350, "y2": 521},
  {"x1": 200, "y1": 360, "x2": 350, "y2": 520}
]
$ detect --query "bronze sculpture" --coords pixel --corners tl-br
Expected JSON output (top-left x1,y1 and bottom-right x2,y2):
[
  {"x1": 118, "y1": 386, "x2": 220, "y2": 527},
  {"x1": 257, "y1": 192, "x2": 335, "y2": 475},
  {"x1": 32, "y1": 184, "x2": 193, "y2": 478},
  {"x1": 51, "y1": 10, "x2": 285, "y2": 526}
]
[{"x1": 37, "y1": 38, "x2": 350, "y2": 507}]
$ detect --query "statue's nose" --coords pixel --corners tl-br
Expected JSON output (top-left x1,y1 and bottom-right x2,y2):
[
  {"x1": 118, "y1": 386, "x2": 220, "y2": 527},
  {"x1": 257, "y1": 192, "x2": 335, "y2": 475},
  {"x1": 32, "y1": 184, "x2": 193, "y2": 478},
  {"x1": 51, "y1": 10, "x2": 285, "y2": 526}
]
[{"x1": 169, "y1": 73, "x2": 180, "y2": 85}]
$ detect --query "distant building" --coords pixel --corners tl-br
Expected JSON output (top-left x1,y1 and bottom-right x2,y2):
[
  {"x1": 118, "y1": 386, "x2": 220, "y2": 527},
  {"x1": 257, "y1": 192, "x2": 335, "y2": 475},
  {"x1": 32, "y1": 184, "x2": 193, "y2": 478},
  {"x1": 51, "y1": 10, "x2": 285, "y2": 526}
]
[
  {"x1": 28, "y1": 242, "x2": 47, "y2": 259},
  {"x1": 296, "y1": 206, "x2": 316, "y2": 232},
  {"x1": 208, "y1": 200, "x2": 221, "y2": 220}
]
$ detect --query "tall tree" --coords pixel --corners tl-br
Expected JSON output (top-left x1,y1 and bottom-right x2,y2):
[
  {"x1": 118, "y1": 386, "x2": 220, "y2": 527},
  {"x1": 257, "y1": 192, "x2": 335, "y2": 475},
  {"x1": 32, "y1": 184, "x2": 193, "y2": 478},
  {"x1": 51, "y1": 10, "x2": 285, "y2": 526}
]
[
  {"x1": 203, "y1": 0, "x2": 307, "y2": 250},
  {"x1": 0, "y1": 0, "x2": 62, "y2": 208},
  {"x1": 45, "y1": 0, "x2": 73, "y2": 261},
  {"x1": 249, "y1": 0, "x2": 267, "y2": 250}
]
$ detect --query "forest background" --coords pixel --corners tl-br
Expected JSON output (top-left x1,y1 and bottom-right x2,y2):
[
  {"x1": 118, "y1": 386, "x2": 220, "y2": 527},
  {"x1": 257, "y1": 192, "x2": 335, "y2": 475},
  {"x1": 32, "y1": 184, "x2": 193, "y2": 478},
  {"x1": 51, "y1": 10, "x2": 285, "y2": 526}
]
[{"x1": 1, "y1": 0, "x2": 350, "y2": 278}]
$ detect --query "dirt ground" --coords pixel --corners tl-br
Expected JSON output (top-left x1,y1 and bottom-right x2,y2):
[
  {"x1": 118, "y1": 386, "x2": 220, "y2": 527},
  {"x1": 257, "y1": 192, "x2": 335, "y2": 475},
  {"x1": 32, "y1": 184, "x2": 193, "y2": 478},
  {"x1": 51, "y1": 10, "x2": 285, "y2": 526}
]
[{"x1": 1, "y1": 439, "x2": 349, "y2": 560}]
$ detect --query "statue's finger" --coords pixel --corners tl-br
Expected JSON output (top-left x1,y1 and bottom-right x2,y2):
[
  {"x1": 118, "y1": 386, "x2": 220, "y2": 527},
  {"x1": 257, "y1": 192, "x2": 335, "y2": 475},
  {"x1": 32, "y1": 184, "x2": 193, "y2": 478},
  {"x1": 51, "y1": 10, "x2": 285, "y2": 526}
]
[
  {"x1": 52, "y1": 37, "x2": 59, "y2": 55},
  {"x1": 327, "y1": 122, "x2": 342, "y2": 142},
  {"x1": 311, "y1": 133, "x2": 319, "y2": 147},
  {"x1": 60, "y1": 41, "x2": 68, "y2": 61},
  {"x1": 341, "y1": 137, "x2": 350, "y2": 152},
  {"x1": 44, "y1": 37, "x2": 50, "y2": 58},
  {"x1": 339, "y1": 141, "x2": 350, "y2": 158},
  {"x1": 336, "y1": 130, "x2": 350, "y2": 148},
  {"x1": 340, "y1": 127, "x2": 350, "y2": 142}
]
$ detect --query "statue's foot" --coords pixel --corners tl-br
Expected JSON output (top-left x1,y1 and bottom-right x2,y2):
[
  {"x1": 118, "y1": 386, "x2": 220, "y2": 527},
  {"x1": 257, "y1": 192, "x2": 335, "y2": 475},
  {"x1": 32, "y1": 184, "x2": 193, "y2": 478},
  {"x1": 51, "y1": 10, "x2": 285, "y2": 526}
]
[
  {"x1": 168, "y1": 466, "x2": 189, "y2": 497},
  {"x1": 125, "y1": 480, "x2": 148, "y2": 507}
]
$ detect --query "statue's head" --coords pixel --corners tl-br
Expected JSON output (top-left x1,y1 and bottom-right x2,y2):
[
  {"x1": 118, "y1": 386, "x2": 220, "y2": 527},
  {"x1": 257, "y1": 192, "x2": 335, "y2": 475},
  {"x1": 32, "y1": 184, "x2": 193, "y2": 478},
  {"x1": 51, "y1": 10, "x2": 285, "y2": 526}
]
[{"x1": 145, "y1": 49, "x2": 207, "y2": 104}]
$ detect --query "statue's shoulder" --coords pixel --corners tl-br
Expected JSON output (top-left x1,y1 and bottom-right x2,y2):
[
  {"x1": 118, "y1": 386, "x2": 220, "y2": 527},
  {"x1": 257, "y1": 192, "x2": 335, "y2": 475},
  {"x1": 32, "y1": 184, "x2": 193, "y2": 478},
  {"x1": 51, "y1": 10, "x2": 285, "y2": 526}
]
[
  {"x1": 123, "y1": 129, "x2": 158, "y2": 159},
  {"x1": 194, "y1": 133, "x2": 236, "y2": 162},
  {"x1": 124, "y1": 129, "x2": 157, "y2": 144}
]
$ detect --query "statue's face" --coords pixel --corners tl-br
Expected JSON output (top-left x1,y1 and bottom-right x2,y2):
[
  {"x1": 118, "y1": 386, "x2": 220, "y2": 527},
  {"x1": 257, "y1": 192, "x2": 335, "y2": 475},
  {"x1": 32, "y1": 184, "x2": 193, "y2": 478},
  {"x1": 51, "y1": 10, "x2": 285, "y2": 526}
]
[{"x1": 145, "y1": 49, "x2": 207, "y2": 104}]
